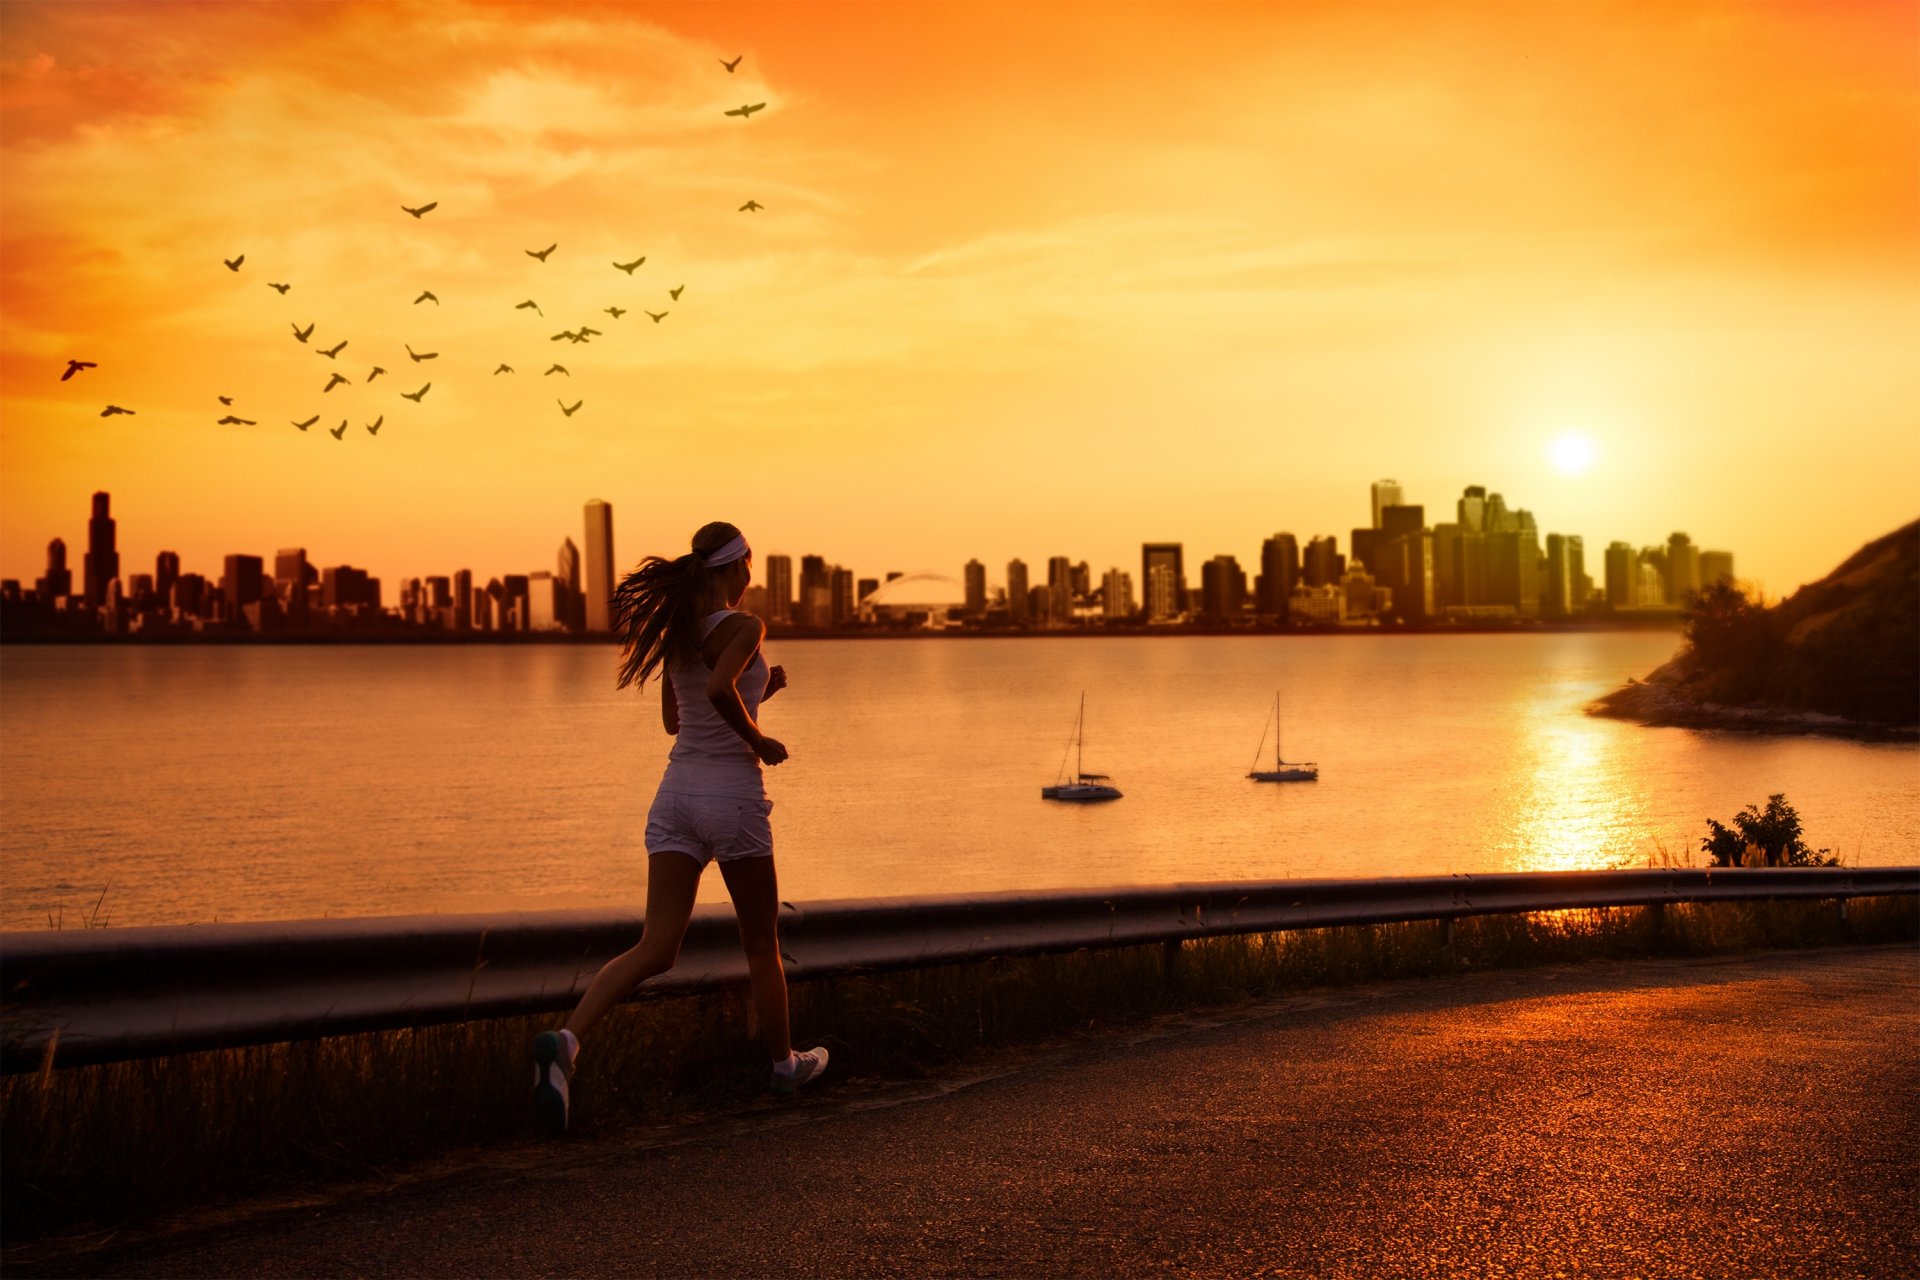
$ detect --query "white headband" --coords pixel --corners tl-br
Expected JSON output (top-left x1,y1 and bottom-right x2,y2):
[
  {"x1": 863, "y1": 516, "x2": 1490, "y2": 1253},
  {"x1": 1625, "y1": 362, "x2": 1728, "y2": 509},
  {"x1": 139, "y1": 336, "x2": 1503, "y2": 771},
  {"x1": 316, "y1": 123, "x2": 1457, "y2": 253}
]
[{"x1": 700, "y1": 533, "x2": 751, "y2": 567}]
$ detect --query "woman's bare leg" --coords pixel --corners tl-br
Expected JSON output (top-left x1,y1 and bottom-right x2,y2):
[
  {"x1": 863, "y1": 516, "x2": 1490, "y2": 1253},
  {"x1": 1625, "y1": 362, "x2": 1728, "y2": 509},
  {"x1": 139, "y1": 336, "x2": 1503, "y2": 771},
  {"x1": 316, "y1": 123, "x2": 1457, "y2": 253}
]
[
  {"x1": 564, "y1": 851, "x2": 704, "y2": 1042},
  {"x1": 717, "y1": 854, "x2": 791, "y2": 1063}
]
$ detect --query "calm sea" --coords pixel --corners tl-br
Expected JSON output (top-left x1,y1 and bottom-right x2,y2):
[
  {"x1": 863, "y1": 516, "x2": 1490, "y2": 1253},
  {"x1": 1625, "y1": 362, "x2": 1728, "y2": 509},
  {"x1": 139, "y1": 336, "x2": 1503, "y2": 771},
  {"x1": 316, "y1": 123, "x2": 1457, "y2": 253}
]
[{"x1": 3, "y1": 634, "x2": 1915, "y2": 930}]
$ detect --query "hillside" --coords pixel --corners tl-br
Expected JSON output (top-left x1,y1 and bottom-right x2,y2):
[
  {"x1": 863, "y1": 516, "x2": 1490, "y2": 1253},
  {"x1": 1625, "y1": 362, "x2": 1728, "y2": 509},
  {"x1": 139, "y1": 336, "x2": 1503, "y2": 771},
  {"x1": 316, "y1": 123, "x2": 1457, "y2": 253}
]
[{"x1": 1590, "y1": 520, "x2": 1920, "y2": 740}]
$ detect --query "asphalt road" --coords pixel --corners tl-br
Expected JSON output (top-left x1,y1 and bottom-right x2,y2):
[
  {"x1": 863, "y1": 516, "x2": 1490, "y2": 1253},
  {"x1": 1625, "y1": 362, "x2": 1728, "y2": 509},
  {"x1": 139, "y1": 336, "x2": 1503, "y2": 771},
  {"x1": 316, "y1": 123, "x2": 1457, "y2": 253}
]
[{"x1": 20, "y1": 945, "x2": 1919, "y2": 1279}]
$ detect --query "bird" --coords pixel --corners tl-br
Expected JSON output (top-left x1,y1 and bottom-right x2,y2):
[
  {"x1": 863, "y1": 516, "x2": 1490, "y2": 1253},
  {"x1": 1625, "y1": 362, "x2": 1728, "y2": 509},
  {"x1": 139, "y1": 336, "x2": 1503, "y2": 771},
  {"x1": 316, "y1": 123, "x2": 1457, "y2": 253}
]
[
  {"x1": 323, "y1": 373, "x2": 350, "y2": 393},
  {"x1": 516, "y1": 300, "x2": 543, "y2": 315},
  {"x1": 268, "y1": 282, "x2": 291, "y2": 294},
  {"x1": 292, "y1": 322, "x2": 315, "y2": 343},
  {"x1": 549, "y1": 329, "x2": 577, "y2": 342},
  {"x1": 402, "y1": 201, "x2": 438, "y2": 218},
  {"x1": 100, "y1": 405, "x2": 135, "y2": 416},
  {"x1": 613, "y1": 257, "x2": 645, "y2": 273},
  {"x1": 329, "y1": 421, "x2": 348, "y2": 440},
  {"x1": 367, "y1": 366, "x2": 387, "y2": 382},
  {"x1": 318, "y1": 339, "x2": 348, "y2": 358},
  {"x1": 402, "y1": 383, "x2": 431, "y2": 402},
  {"x1": 559, "y1": 399, "x2": 583, "y2": 417},
  {"x1": 721, "y1": 55, "x2": 743, "y2": 72},
  {"x1": 544, "y1": 364, "x2": 569, "y2": 376},
  {"x1": 60, "y1": 359, "x2": 97, "y2": 381},
  {"x1": 367, "y1": 415, "x2": 383, "y2": 436},
  {"x1": 494, "y1": 364, "x2": 514, "y2": 375},
  {"x1": 669, "y1": 285, "x2": 684, "y2": 300},
  {"x1": 605, "y1": 306, "x2": 626, "y2": 319},
  {"x1": 292, "y1": 415, "x2": 319, "y2": 431},
  {"x1": 223, "y1": 254, "x2": 244, "y2": 271},
  {"x1": 578, "y1": 325, "x2": 603, "y2": 337},
  {"x1": 216, "y1": 415, "x2": 256, "y2": 425},
  {"x1": 219, "y1": 395, "x2": 233, "y2": 405},
  {"x1": 406, "y1": 344, "x2": 437, "y2": 362},
  {"x1": 415, "y1": 290, "x2": 439, "y2": 305},
  {"x1": 738, "y1": 200, "x2": 762, "y2": 212},
  {"x1": 645, "y1": 310, "x2": 668, "y2": 322},
  {"x1": 724, "y1": 102, "x2": 765, "y2": 119},
  {"x1": 526, "y1": 243, "x2": 556, "y2": 262}
]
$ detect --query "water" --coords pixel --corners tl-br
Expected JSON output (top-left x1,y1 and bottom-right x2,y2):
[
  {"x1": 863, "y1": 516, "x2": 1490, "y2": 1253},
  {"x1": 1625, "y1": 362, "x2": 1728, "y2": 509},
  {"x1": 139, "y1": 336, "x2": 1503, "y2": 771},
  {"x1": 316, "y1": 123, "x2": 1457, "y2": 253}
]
[{"x1": 3, "y1": 635, "x2": 1915, "y2": 929}]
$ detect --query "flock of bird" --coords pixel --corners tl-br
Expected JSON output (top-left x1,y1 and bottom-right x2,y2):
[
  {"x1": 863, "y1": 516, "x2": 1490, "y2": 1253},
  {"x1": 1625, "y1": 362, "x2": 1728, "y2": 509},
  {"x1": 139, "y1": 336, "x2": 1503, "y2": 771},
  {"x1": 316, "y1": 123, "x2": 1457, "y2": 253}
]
[{"x1": 62, "y1": 55, "x2": 769, "y2": 441}]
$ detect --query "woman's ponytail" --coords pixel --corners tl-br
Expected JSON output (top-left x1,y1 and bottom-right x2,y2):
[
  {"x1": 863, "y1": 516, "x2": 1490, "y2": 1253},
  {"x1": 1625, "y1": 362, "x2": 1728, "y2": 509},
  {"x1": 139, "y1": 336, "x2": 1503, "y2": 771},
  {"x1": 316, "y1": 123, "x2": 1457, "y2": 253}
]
[{"x1": 610, "y1": 522, "x2": 744, "y2": 690}]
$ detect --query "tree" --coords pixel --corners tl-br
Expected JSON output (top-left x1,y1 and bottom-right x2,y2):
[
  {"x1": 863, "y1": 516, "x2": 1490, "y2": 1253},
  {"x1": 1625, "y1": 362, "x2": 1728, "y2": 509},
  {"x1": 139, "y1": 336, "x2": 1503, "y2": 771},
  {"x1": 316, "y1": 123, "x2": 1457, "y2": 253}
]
[
  {"x1": 1700, "y1": 793, "x2": 1836, "y2": 867},
  {"x1": 1682, "y1": 580, "x2": 1778, "y2": 701}
]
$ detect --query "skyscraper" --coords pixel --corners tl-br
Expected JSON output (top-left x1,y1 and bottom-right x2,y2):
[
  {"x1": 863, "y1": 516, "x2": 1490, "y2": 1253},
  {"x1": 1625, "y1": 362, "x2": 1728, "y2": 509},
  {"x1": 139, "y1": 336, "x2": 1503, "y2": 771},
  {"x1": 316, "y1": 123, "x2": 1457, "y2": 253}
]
[
  {"x1": 275, "y1": 548, "x2": 310, "y2": 626},
  {"x1": 1666, "y1": 532, "x2": 1701, "y2": 602},
  {"x1": 1543, "y1": 534, "x2": 1575, "y2": 618},
  {"x1": 221, "y1": 554, "x2": 264, "y2": 628},
  {"x1": 1047, "y1": 556, "x2": 1074, "y2": 626},
  {"x1": 1375, "y1": 505, "x2": 1432, "y2": 624},
  {"x1": 1200, "y1": 555, "x2": 1247, "y2": 622},
  {"x1": 1141, "y1": 543, "x2": 1185, "y2": 617},
  {"x1": 765, "y1": 554, "x2": 794, "y2": 624},
  {"x1": 155, "y1": 551, "x2": 179, "y2": 608},
  {"x1": 1700, "y1": 550, "x2": 1735, "y2": 589},
  {"x1": 1303, "y1": 536, "x2": 1343, "y2": 587},
  {"x1": 1007, "y1": 558, "x2": 1030, "y2": 623},
  {"x1": 1604, "y1": 541, "x2": 1635, "y2": 607},
  {"x1": 1257, "y1": 533, "x2": 1299, "y2": 620},
  {"x1": 557, "y1": 537, "x2": 581, "y2": 630},
  {"x1": 963, "y1": 559, "x2": 986, "y2": 615},
  {"x1": 582, "y1": 499, "x2": 614, "y2": 633},
  {"x1": 1370, "y1": 479, "x2": 1403, "y2": 529},
  {"x1": 37, "y1": 538, "x2": 72, "y2": 603},
  {"x1": 1457, "y1": 485, "x2": 1487, "y2": 533},
  {"x1": 829, "y1": 566, "x2": 856, "y2": 626},
  {"x1": 83, "y1": 492, "x2": 119, "y2": 608},
  {"x1": 454, "y1": 567, "x2": 473, "y2": 631},
  {"x1": 1102, "y1": 568, "x2": 1134, "y2": 619}
]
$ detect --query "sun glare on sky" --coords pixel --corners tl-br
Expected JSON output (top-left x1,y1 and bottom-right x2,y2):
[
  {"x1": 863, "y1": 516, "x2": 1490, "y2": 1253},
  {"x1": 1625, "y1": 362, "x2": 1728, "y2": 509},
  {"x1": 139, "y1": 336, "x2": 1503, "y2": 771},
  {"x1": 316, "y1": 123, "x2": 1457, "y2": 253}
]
[{"x1": 1548, "y1": 433, "x2": 1597, "y2": 477}]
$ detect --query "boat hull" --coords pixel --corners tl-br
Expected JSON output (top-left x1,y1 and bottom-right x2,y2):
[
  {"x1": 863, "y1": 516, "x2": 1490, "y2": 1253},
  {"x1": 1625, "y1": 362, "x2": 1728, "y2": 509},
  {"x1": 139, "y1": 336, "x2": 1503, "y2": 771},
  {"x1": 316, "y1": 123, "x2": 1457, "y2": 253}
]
[
  {"x1": 1041, "y1": 784, "x2": 1123, "y2": 801},
  {"x1": 1249, "y1": 767, "x2": 1318, "y2": 782}
]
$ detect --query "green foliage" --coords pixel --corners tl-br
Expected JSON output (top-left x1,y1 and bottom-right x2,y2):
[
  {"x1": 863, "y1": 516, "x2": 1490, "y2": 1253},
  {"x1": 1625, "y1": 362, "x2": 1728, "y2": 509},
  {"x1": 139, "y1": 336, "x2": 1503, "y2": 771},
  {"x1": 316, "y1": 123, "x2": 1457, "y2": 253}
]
[
  {"x1": 1699, "y1": 793, "x2": 1836, "y2": 867},
  {"x1": 1682, "y1": 580, "x2": 1779, "y2": 702}
]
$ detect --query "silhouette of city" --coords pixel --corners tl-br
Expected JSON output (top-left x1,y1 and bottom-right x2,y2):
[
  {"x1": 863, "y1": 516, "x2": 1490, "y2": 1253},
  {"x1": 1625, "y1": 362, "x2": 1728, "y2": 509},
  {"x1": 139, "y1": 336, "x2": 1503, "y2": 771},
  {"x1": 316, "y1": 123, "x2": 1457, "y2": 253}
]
[{"x1": 0, "y1": 480, "x2": 1732, "y2": 640}]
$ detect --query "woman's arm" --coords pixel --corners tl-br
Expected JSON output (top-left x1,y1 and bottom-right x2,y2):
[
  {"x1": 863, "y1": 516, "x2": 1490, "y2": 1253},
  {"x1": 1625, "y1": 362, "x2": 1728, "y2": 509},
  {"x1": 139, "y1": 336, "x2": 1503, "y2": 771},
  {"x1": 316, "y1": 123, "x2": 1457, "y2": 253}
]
[
  {"x1": 705, "y1": 616, "x2": 788, "y2": 765},
  {"x1": 661, "y1": 674, "x2": 679, "y2": 735}
]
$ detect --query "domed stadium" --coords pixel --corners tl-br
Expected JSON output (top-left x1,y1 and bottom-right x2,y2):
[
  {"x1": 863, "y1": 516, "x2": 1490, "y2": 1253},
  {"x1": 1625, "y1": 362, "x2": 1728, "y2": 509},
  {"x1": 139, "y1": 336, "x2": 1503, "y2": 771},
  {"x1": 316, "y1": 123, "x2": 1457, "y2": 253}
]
[{"x1": 860, "y1": 573, "x2": 967, "y2": 627}]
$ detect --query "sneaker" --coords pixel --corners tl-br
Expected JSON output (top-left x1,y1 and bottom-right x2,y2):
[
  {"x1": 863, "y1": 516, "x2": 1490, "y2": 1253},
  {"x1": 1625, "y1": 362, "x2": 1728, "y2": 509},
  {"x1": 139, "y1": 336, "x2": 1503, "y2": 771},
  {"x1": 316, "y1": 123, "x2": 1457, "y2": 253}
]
[
  {"x1": 770, "y1": 1046, "x2": 829, "y2": 1096},
  {"x1": 531, "y1": 1029, "x2": 576, "y2": 1135}
]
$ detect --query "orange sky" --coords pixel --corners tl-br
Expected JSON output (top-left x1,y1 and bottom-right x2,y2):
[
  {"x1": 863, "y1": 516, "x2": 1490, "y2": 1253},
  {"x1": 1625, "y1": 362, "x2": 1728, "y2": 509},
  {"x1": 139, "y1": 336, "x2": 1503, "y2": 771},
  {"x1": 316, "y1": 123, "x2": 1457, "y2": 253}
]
[{"x1": 3, "y1": 0, "x2": 1915, "y2": 600}]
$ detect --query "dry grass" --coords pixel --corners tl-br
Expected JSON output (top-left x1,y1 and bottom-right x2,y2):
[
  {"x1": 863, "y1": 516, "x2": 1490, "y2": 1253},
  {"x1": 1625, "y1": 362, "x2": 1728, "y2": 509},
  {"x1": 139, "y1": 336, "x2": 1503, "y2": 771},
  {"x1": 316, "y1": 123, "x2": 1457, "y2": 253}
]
[{"x1": 4, "y1": 896, "x2": 1914, "y2": 1244}]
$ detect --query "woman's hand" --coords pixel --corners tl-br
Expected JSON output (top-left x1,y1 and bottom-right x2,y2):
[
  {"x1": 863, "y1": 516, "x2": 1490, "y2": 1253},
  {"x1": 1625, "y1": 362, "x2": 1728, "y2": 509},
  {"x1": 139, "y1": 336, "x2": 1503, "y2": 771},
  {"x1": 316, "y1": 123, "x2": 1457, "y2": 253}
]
[
  {"x1": 765, "y1": 665, "x2": 788, "y2": 698},
  {"x1": 753, "y1": 734, "x2": 789, "y2": 766}
]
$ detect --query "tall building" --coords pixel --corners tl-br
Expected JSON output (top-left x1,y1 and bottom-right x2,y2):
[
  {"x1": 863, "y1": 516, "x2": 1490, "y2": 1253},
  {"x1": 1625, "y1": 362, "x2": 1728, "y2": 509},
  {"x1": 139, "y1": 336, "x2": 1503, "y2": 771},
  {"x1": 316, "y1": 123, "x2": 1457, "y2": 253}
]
[
  {"x1": 1457, "y1": 485, "x2": 1487, "y2": 534},
  {"x1": 764, "y1": 554, "x2": 794, "y2": 624},
  {"x1": 1070, "y1": 561, "x2": 1091, "y2": 600},
  {"x1": 36, "y1": 538, "x2": 72, "y2": 603},
  {"x1": 83, "y1": 492, "x2": 119, "y2": 608},
  {"x1": 1302, "y1": 536, "x2": 1344, "y2": 587},
  {"x1": 528, "y1": 572, "x2": 566, "y2": 630},
  {"x1": 1256, "y1": 533, "x2": 1299, "y2": 620},
  {"x1": 155, "y1": 551, "x2": 179, "y2": 607},
  {"x1": 454, "y1": 568, "x2": 473, "y2": 631},
  {"x1": 1102, "y1": 567, "x2": 1134, "y2": 620},
  {"x1": 582, "y1": 499, "x2": 614, "y2": 633},
  {"x1": 557, "y1": 537, "x2": 581, "y2": 631},
  {"x1": 1141, "y1": 543, "x2": 1186, "y2": 617},
  {"x1": 1700, "y1": 550, "x2": 1735, "y2": 590},
  {"x1": 963, "y1": 559, "x2": 987, "y2": 615},
  {"x1": 275, "y1": 548, "x2": 310, "y2": 626},
  {"x1": 221, "y1": 554, "x2": 265, "y2": 628},
  {"x1": 1376, "y1": 505, "x2": 1432, "y2": 623},
  {"x1": 1604, "y1": 541, "x2": 1634, "y2": 607},
  {"x1": 1200, "y1": 555, "x2": 1247, "y2": 622},
  {"x1": 1543, "y1": 534, "x2": 1575, "y2": 618},
  {"x1": 1485, "y1": 531, "x2": 1542, "y2": 616},
  {"x1": 829, "y1": 566, "x2": 856, "y2": 625},
  {"x1": 503, "y1": 574, "x2": 531, "y2": 631},
  {"x1": 1047, "y1": 556, "x2": 1074, "y2": 625},
  {"x1": 1484, "y1": 492, "x2": 1516, "y2": 534},
  {"x1": 1007, "y1": 559, "x2": 1030, "y2": 623},
  {"x1": 1370, "y1": 479, "x2": 1403, "y2": 529},
  {"x1": 1666, "y1": 532, "x2": 1701, "y2": 602}
]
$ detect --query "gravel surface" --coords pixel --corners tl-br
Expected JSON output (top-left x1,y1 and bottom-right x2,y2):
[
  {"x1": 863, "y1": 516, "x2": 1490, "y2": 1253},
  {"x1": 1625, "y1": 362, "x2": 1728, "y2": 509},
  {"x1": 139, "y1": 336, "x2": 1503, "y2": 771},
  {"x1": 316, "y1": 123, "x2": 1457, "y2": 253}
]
[{"x1": 17, "y1": 945, "x2": 1918, "y2": 1279}]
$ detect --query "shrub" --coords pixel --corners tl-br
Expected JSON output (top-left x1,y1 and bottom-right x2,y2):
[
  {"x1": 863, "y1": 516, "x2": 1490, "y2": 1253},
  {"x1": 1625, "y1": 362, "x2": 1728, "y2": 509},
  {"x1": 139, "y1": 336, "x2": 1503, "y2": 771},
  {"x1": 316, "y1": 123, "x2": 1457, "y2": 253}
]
[{"x1": 1700, "y1": 793, "x2": 1836, "y2": 867}]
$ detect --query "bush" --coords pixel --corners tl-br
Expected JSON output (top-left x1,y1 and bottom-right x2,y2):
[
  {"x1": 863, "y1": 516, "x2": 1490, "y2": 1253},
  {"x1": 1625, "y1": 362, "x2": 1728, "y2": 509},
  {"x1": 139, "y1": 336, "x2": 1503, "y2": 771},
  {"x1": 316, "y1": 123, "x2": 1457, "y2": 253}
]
[{"x1": 1700, "y1": 793, "x2": 1836, "y2": 867}]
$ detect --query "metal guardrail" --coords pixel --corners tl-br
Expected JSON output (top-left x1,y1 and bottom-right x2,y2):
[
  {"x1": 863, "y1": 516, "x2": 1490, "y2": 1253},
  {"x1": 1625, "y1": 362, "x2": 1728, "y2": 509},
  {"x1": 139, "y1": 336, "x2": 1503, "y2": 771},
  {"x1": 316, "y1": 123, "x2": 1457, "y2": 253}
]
[{"x1": 3, "y1": 867, "x2": 1915, "y2": 1072}]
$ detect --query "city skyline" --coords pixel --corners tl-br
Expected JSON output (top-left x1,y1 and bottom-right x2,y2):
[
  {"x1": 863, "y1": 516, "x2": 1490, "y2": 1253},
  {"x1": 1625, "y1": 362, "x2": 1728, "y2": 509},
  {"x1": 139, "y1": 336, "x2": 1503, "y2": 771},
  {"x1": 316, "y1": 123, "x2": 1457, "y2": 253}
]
[
  {"x1": 6, "y1": 474, "x2": 1742, "y2": 637},
  {"x1": 2, "y1": 2, "x2": 1914, "y2": 605}
]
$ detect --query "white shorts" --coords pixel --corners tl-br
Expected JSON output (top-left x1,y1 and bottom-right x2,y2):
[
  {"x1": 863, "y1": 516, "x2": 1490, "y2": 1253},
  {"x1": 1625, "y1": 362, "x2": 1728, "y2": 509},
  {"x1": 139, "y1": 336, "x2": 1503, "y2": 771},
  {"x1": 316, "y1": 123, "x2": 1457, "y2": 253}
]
[{"x1": 645, "y1": 791, "x2": 775, "y2": 866}]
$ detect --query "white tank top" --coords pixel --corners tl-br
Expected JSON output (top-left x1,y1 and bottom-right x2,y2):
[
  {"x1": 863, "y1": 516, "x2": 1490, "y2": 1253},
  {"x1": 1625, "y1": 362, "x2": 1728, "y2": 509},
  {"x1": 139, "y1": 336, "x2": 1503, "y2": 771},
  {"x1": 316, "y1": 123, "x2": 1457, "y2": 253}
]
[{"x1": 658, "y1": 609, "x2": 770, "y2": 798}]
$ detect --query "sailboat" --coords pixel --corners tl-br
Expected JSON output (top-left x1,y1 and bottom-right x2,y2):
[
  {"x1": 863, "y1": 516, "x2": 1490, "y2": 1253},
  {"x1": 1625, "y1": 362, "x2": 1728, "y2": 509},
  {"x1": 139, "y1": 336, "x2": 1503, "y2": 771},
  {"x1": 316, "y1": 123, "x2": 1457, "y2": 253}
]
[
  {"x1": 1248, "y1": 692, "x2": 1318, "y2": 782},
  {"x1": 1042, "y1": 693, "x2": 1122, "y2": 801}
]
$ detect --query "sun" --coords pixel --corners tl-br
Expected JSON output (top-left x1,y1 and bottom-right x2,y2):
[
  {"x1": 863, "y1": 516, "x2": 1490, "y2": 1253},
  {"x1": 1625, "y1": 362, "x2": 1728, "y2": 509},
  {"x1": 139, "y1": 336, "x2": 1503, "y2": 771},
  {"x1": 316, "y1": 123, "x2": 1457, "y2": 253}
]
[{"x1": 1548, "y1": 432, "x2": 1596, "y2": 476}]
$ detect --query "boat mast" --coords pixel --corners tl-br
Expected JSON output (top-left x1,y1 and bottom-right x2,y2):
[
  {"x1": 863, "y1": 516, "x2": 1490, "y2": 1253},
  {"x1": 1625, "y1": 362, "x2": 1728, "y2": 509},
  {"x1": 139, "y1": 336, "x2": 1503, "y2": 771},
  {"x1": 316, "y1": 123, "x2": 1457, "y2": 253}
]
[
  {"x1": 1076, "y1": 691, "x2": 1086, "y2": 780},
  {"x1": 1273, "y1": 690, "x2": 1281, "y2": 768}
]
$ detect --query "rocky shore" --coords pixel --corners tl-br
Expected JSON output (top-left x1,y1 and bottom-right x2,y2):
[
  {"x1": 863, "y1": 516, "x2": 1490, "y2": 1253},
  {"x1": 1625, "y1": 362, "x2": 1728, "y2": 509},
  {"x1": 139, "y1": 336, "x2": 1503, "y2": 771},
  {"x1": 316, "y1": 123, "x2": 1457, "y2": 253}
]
[{"x1": 1588, "y1": 659, "x2": 1919, "y2": 743}]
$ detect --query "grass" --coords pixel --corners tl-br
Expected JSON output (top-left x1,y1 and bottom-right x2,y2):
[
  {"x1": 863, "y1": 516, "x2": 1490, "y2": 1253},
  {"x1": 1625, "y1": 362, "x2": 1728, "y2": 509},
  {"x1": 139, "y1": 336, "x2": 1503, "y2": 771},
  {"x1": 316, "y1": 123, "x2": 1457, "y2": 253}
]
[{"x1": 4, "y1": 896, "x2": 1915, "y2": 1246}]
